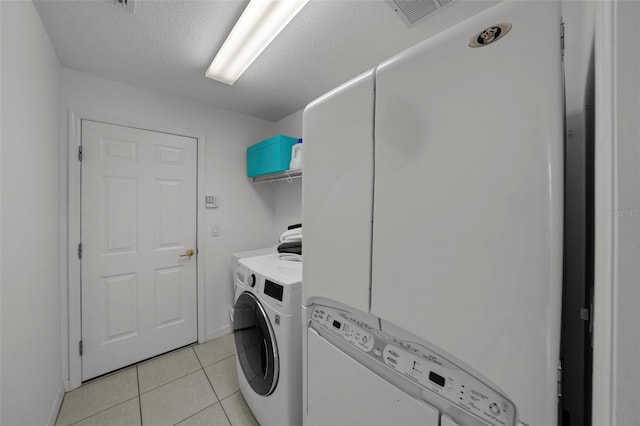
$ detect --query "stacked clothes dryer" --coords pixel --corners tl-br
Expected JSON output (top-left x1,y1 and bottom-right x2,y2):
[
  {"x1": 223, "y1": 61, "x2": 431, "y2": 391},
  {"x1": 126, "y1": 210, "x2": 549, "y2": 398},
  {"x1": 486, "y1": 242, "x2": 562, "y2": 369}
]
[{"x1": 302, "y1": 2, "x2": 563, "y2": 425}]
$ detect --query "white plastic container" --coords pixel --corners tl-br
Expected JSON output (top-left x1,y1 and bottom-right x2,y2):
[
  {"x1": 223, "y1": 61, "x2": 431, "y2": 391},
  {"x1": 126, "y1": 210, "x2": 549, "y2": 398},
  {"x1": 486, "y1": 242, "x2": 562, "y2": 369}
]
[{"x1": 289, "y1": 143, "x2": 303, "y2": 170}]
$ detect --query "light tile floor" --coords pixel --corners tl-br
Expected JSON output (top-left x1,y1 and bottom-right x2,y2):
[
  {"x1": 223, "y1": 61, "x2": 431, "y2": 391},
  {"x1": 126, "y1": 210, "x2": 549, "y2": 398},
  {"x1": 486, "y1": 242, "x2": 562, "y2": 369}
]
[{"x1": 55, "y1": 334, "x2": 259, "y2": 426}]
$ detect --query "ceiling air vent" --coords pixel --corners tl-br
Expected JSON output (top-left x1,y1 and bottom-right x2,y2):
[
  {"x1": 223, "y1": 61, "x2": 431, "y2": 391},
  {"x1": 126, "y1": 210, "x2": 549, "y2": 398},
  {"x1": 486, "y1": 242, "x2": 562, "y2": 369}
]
[
  {"x1": 387, "y1": 0, "x2": 454, "y2": 27},
  {"x1": 113, "y1": 0, "x2": 135, "y2": 14}
]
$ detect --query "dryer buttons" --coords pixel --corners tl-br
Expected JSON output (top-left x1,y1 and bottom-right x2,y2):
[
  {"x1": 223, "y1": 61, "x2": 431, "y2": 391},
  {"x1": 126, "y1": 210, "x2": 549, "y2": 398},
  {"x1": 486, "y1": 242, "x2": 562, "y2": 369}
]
[{"x1": 489, "y1": 403, "x2": 501, "y2": 415}]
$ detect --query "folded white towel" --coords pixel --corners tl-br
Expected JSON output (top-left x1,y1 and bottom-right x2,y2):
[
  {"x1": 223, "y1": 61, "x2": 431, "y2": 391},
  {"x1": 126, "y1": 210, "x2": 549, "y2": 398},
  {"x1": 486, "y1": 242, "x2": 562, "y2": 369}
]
[
  {"x1": 279, "y1": 228, "x2": 302, "y2": 243},
  {"x1": 280, "y1": 227, "x2": 301, "y2": 238},
  {"x1": 278, "y1": 253, "x2": 302, "y2": 262},
  {"x1": 282, "y1": 235, "x2": 302, "y2": 243}
]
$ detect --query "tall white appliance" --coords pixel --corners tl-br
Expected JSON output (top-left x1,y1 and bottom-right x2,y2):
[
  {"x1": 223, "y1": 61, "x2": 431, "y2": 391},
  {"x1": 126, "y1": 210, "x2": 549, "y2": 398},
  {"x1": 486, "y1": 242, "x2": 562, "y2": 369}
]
[{"x1": 302, "y1": 2, "x2": 563, "y2": 426}]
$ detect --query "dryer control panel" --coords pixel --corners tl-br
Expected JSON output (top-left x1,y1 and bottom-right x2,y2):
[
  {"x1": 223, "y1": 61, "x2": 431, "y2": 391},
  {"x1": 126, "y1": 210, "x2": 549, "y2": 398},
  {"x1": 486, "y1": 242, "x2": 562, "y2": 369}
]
[
  {"x1": 311, "y1": 307, "x2": 375, "y2": 352},
  {"x1": 310, "y1": 306, "x2": 516, "y2": 426}
]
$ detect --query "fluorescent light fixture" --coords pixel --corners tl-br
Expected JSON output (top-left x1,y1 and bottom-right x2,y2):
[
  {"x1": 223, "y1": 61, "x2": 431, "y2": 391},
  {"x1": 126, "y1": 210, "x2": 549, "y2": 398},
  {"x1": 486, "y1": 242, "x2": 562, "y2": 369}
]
[{"x1": 206, "y1": 0, "x2": 310, "y2": 85}]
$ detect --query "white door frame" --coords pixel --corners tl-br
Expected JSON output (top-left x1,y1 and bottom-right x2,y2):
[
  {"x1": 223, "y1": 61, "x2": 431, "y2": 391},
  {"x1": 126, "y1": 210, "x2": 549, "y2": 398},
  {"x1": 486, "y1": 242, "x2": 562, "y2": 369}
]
[
  {"x1": 592, "y1": 0, "x2": 615, "y2": 424},
  {"x1": 67, "y1": 108, "x2": 207, "y2": 390}
]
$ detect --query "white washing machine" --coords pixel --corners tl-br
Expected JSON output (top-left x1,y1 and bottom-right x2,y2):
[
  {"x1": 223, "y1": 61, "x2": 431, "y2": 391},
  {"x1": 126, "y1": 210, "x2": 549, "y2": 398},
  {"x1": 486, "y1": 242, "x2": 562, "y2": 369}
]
[
  {"x1": 233, "y1": 254, "x2": 302, "y2": 426},
  {"x1": 230, "y1": 247, "x2": 274, "y2": 324}
]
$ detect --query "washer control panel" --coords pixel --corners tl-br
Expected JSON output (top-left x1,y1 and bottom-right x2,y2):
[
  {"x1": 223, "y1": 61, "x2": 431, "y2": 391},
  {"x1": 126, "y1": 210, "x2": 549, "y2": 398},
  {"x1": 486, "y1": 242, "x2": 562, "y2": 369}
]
[
  {"x1": 310, "y1": 306, "x2": 516, "y2": 426},
  {"x1": 235, "y1": 263, "x2": 247, "y2": 284},
  {"x1": 311, "y1": 307, "x2": 375, "y2": 352}
]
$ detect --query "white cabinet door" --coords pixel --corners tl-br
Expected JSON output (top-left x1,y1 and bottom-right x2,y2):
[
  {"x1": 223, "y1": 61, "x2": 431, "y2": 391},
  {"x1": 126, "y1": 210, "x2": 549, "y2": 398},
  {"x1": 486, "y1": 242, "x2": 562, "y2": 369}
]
[
  {"x1": 81, "y1": 120, "x2": 197, "y2": 380},
  {"x1": 302, "y1": 70, "x2": 374, "y2": 312},
  {"x1": 371, "y1": 2, "x2": 563, "y2": 425}
]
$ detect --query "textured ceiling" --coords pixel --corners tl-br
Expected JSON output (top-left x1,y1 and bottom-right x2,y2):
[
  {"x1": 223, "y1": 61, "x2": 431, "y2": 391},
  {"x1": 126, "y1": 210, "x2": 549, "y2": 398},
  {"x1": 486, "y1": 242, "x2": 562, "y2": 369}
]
[{"x1": 35, "y1": 0, "x2": 497, "y2": 122}]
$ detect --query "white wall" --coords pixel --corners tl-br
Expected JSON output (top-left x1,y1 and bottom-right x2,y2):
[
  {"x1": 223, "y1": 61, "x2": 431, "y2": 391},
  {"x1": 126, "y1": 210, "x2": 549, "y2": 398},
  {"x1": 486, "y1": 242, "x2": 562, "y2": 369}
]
[
  {"x1": 273, "y1": 109, "x2": 304, "y2": 233},
  {"x1": 593, "y1": 1, "x2": 640, "y2": 424},
  {"x1": 1, "y1": 2, "x2": 64, "y2": 425},
  {"x1": 59, "y1": 69, "x2": 279, "y2": 370}
]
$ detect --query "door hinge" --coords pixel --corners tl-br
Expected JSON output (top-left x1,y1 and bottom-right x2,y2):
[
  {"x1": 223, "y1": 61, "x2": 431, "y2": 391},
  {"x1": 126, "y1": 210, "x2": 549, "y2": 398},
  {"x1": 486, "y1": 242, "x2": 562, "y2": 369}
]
[
  {"x1": 79, "y1": 340, "x2": 83, "y2": 356},
  {"x1": 560, "y1": 21, "x2": 565, "y2": 57},
  {"x1": 78, "y1": 145, "x2": 83, "y2": 161},
  {"x1": 77, "y1": 243, "x2": 82, "y2": 259},
  {"x1": 557, "y1": 362, "x2": 562, "y2": 398}
]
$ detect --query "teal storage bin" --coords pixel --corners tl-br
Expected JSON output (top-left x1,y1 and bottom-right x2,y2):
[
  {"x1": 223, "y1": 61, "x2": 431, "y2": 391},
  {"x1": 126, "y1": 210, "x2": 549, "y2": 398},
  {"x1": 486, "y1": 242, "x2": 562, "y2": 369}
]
[{"x1": 247, "y1": 135, "x2": 299, "y2": 178}]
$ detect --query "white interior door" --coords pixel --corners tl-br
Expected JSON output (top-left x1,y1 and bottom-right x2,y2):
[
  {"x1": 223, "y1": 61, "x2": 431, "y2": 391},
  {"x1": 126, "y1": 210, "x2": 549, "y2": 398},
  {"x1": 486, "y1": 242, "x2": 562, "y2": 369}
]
[{"x1": 81, "y1": 120, "x2": 197, "y2": 381}]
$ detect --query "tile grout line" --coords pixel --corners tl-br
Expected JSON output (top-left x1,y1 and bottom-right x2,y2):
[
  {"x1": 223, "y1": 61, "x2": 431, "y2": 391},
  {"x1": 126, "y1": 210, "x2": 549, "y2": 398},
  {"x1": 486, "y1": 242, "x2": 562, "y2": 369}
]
[
  {"x1": 68, "y1": 345, "x2": 195, "y2": 420},
  {"x1": 137, "y1": 346, "x2": 235, "y2": 396},
  {"x1": 136, "y1": 366, "x2": 144, "y2": 425},
  {"x1": 200, "y1": 352, "x2": 236, "y2": 369},
  {"x1": 193, "y1": 344, "x2": 236, "y2": 368},
  {"x1": 66, "y1": 396, "x2": 140, "y2": 426},
  {"x1": 142, "y1": 347, "x2": 223, "y2": 426},
  {"x1": 220, "y1": 390, "x2": 259, "y2": 425},
  {"x1": 139, "y1": 366, "x2": 207, "y2": 397},
  {"x1": 194, "y1": 344, "x2": 235, "y2": 426},
  {"x1": 64, "y1": 339, "x2": 236, "y2": 426},
  {"x1": 192, "y1": 344, "x2": 206, "y2": 367},
  {"x1": 195, "y1": 348, "x2": 223, "y2": 403},
  {"x1": 170, "y1": 402, "x2": 219, "y2": 426},
  {"x1": 174, "y1": 347, "x2": 231, "y2": 426},
  {"x1": 217, "y1": 392, "x2": 238, "y2": 426},
  {"x1": 138, "y1": 364, "x2": 203, "y2": 395}
]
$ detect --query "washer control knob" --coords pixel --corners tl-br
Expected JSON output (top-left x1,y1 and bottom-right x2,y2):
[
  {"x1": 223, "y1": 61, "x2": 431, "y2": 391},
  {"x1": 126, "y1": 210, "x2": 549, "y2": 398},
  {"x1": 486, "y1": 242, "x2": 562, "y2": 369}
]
[
  {"x1": 489, "y1": 403, "x2": 501, "y2": 415},
  {"x1": 249, "y1": 274, "x2": 256, "y2": 288}
]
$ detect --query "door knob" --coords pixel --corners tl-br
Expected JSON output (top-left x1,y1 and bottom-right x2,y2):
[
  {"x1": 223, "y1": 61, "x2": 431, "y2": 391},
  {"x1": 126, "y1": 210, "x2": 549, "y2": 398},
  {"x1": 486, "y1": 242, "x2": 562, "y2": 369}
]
[{"x1": 180, "y1": 248, "x2": 195, "y2": 257}]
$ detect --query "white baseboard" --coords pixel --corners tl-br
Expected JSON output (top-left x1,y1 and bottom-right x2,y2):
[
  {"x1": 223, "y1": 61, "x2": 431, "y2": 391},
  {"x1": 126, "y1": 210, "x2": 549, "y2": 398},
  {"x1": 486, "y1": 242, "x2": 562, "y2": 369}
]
[
  {"x1": 47, "y1": 385, "x2": 65, "y2": 426},
  {"x1": 205, "y1": 325, "x2": 232, "y2": 343}
]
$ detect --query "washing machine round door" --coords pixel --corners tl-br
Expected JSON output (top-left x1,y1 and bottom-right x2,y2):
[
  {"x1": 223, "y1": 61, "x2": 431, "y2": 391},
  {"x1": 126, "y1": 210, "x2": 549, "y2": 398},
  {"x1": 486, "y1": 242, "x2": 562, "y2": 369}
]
[{"x1": 233, "y1": 292, "x2": 279, "y2": 396}]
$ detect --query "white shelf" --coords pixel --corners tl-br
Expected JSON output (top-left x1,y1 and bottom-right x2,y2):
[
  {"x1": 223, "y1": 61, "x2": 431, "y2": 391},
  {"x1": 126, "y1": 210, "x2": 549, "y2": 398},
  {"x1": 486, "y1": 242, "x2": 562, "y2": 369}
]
[{"x1": 251, "y1": 169, "x2": 302, "y2": 184}]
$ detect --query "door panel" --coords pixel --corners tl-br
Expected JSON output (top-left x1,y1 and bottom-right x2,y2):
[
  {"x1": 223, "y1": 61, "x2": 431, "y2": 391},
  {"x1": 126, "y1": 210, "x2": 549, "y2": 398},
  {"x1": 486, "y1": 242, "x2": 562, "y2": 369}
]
[
  {"x1": 81, "y1": 120, "x2": 197, "y2": 380},
  {"x1": 156, "y1": 180, "x2": 182, "y2": 247},
  {"x1": 104, "y1": 273, "x2": 138, "y2": 342},
  {"x1": 301, "y1": 70, "x2": 374, "y2": 311},
  {"x1": 154, "y1": 267, "x2": 184, "y2": 328},
  {"x1": 104, "y1": 177, "x2": 137, "y2": 251}
]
